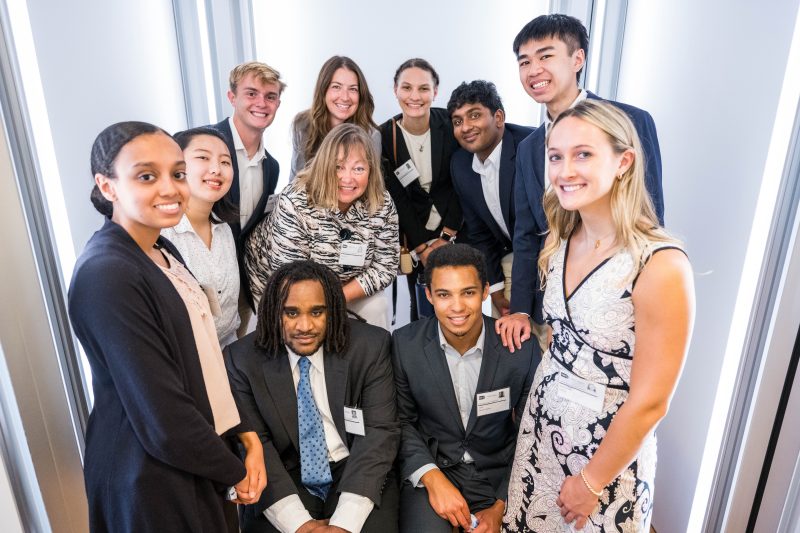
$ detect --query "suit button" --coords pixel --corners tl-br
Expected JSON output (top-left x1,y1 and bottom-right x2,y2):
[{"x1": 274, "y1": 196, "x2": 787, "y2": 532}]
[{"x1": 442, "y1": 459, "x2": 450, "y2": 466}]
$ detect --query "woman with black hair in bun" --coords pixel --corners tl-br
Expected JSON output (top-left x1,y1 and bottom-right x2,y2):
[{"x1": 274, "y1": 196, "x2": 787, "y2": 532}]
[{"x1": 68, "y1": 121, "x2": 265, "y2": 533}]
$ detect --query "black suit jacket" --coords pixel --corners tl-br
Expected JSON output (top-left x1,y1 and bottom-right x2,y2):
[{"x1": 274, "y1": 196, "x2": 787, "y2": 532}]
[
  {"x1": 210, "y1": 117, "x2": 280, "y2": 308},
  {"x1": 510, "y1": 92, "x2": 664, "y2": 320},
  {"x1": 391, "y1": 316, "x2": 538, "y2": 500},
  {"x1": 69, "y1": 219, "x2": 246, "y2": 533},
  {"x1": 225, "y1": 319, "x2": 400, "y2": 522},
  {"x1": 450, "y1": 123, "x2": 534, "y2": 286},
  {"x1": 380, "y1": 107, "x2": 462, "y2": 249}
]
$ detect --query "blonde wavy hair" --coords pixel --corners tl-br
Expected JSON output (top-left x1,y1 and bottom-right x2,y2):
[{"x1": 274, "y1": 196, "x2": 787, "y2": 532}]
[
  {"x1": 538, "y1": 99, "x2": 679, "y2": 286},
  {"x1": 297, "y1": 123, "x2": 385, "y2": 214}
]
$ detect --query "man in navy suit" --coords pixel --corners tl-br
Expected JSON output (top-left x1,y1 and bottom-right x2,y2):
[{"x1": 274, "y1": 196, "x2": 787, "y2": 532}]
[
  {"x1": 392, "y1": 245, "x2": 538, "y2": 533},
  {"x1": 208, "y1": 61, "x2": 284, "y2": 312},
  {"x1": 497, "y1": 14, "x2": 665, "y2": 350},
  {"x1": 447, "y1": 81, "x2": 533, "y2": 317}
]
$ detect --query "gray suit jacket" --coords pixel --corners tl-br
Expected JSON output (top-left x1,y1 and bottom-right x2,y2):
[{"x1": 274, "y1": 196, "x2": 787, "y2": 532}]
[
  {"x1": 225, "y1": 319, "x2": 400, "y2": 520},
  {"x1": 391, "y1": 316, "x2": 538, "y2": 500}
]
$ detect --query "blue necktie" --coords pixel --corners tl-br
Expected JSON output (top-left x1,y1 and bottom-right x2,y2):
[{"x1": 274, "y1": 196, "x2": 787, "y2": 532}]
[{"x1": 297, "y1": 356, "x2": 332, "y2": 500}]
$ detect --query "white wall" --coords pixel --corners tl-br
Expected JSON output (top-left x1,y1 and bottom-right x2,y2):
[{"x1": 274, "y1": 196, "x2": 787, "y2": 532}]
[
  {"x1": 0, "y1": 454, "x2": 23, "y2": 533},
  {"x1": 25, "y1": 0, "x2": 188, "y2": 256},
  {"x1": 617, "y1": 1, "x2": 800, "y2": 530},
  {"x1": 251, "y1": 0, "x2": 548, "y2": 192}
]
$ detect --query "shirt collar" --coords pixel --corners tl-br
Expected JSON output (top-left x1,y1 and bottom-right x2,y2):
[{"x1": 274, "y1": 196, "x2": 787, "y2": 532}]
[
  {"x1": 228, "y1": 116, "x2": 265, "y2": 161},
  {"x1": 545, "y1": 89, "x2": 588, "y2": 132},
  {"x1": 471, "y1": 139, "x2": 503, "y2": 176},
  {"x1": 438, "y1": 320, "x2": 485, "y2": 357},
  {"x1": 287, "y1": 345, "x2": 324, "y2": 373},
  {"x1": 171, "y1": 213, "x2": 225, "y2": 235}
]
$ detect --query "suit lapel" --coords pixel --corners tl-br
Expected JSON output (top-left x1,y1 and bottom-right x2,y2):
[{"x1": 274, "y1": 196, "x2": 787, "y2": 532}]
[
  {"x1": 423, "y1": 329, "x2": 464, "y2": 431},
  {"x1": 217, "y1": 119, "x2": 241, "y2": 207},
  {"x1": 241, "y1": 154, "x2": 274, "y2": 237},
  {"x1": 498, "y1": 129, "x2": 516, "y2": 233},
  {"x1": 430, "y1": 115, "x2": 444, "y2": 185},
  {"x1": 324, "y1": 351, "x2": 349, "y2": 444},
  {"x1": 530, "y1": 129, "x2": 548, "y2": 230},
  {"x1": 465, "y1": 318, "x2": 500, "y2": 436},
  {"x1": 262, "y1": 354, "x2": 300, "y2": 452}
]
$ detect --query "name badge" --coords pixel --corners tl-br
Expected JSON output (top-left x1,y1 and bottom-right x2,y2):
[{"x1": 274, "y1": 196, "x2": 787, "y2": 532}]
[
  {"x1": 201, "y1": 284, "x2": 222, "y2": 318},
  {"x1": 264, "y1": 194, "x2": 278, "y2": 214},
  {"x1": 556, "y1": 370, "x2": 606, "y2": 414},
  {"x1": 394, "y1": 159, "x2": 421, "y2": 188},
  {"x1": 339, "y1": 242, "x2": 367, "y2": 267},
  {"x1": 344, "y1": 407, "x2": 365, "y2": 436},
  {"x1": 476, "y1": 387, "x2": 510, "y2": 416}
]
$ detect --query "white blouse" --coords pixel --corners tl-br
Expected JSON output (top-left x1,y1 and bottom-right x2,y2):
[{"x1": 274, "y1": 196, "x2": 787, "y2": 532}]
[{"x1": 162, "y1": 215, "x2": 241, "y2": 347}]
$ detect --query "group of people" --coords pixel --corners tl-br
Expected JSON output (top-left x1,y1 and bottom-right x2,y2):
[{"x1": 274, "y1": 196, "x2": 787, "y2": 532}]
[{"x1": 67, "y1": 13, "x2": 695, "y2": 533}]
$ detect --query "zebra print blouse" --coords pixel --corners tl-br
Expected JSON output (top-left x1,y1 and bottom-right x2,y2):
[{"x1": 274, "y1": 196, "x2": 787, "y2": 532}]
[{"x1": 245, "y1": 181, "x2": 400, "y2": 307}]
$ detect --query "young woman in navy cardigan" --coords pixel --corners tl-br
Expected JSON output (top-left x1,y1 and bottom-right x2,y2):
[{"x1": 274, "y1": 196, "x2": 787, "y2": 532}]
[{"x1": 68, "y1": 122, "x2": 265, "y2": 532}]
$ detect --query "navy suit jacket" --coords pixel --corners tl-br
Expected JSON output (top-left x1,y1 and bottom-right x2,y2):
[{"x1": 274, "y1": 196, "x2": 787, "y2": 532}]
[
  {"x1": 210, "y1": 118, "x2": 280, "y2": 308},
  {"x1": 392, "y1": 316, "x2": 538, "y2": 500},
  {"x1": 450, "y1": 123, "x2": 534, "y2": 287},
  {"x1": 510, "y1": 92, "x2": 664, "y2": 320}
]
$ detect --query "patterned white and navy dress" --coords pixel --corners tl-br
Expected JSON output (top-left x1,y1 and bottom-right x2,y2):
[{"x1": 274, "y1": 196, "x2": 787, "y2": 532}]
[{"x1": 503, "y1": 237, "x2": 680, "y2": 533}]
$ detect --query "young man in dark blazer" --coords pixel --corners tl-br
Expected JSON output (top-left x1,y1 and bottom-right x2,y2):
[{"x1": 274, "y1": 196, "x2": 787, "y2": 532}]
[
  {"x1": 497, "y1": 14, "x2": 665, "y2": 349},
  {"x1": 447, "y1": 81, "x2": 533, "y2": 318},
  {"x1": 208, "y1": 61, "x2": 284, "y2": 311},
  {"x1": 392, "y1": 245, "x2": 539, "y2": 533},
  {"x1": 225, "y1": 261, "x2": 400, "y2": 533}
]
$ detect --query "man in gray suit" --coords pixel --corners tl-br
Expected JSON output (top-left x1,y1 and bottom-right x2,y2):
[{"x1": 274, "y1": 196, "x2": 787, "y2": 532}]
[
  {"x1": 392, "y1": 245, "x2": 539, "y2": 533},
  {"x1": 226, "y1": 261, "x2": 400, "y2": 533}
]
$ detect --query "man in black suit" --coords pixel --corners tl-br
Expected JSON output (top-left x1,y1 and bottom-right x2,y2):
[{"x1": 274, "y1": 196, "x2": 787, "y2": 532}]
[
  {"x1": 447, "y1": 81, "x2": 533, "y2": 317},
  {"x1": 225, "y1": 261, "x2": 400, "y2": 533},
  {"x1": 392, "y1": 245, "x2": 539, "y2": 533},
  {"x1": 209, "y1": 61, "x2": 284, "y2": 311}
]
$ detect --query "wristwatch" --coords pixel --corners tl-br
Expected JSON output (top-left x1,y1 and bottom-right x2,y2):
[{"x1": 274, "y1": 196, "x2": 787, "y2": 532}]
[{"x1": 440, "y1": 230, "x2": 455, "y2": 243}]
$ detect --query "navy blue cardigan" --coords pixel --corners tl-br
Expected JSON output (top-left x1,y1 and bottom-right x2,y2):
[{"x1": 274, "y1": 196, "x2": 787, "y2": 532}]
[{"x1": 68, "y1": 219, "x2": 246, "y2": 533}]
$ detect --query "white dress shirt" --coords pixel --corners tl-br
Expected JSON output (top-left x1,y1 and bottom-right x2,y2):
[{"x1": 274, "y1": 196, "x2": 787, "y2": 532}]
[
  {"x1": 472, "y1": 141, "x2": 509, "y2": 295},
  {"x1": 228, "y1": 117, "x2": 266, "y2": 228},
  {"x1": 161, "y1": 215, "x2": 240, "y2": 347},
  {"x1": 543, "y1": 89, "x2": 588, "y2": 186},
  {"x1": 398, "y1": 123, "x2": 442, "y2": 231},
  {"x1": 408, "y1": 323, "x2": 486, "y2": 487},
  {"x1": 264, "y1": 346, "x2": 373, "y2": 533}
]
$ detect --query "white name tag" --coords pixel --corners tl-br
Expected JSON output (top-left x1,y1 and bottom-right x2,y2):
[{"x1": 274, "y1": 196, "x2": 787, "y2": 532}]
[
  {"x1": 556, "y1": 370, "x2": 606, "y2": 414},
  {"x1": 344, "y1": 407, "x2": 365, "y2": 436},
  {"x1": 339, "y1": 242, "x2": 367, "y2": 267},
  {"x1": 394, "y1": 159, "x2": 421, "y2": 188},
  {"x1": 264, "y1": 194, "x2": 278, "y2": 214},
  {"x1": 201, "y1": 284, "x2": 222, "y2": 318},
  {"x1": 476, "y1": 387, "x2": 511, "y2": 416}
]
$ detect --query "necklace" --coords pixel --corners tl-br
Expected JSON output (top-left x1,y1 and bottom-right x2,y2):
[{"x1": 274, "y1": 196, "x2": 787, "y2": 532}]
[
  {"x1": 400, "y1": 123, "x2": 431, "y2": 153},
  {"x1": 585, "y1": 229, "x2": 616, "y2": 250}
]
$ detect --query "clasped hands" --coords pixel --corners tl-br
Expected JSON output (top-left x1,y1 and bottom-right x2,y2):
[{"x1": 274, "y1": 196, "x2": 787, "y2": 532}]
[{"x1": 421, "y1": 469, "x2": 505, "y2": 533}]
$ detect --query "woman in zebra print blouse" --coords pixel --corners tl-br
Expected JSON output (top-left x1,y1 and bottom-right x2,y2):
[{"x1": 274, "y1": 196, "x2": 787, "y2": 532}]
[{"x1": 245, "y1": 123, "x2": 399, "y2": 329}]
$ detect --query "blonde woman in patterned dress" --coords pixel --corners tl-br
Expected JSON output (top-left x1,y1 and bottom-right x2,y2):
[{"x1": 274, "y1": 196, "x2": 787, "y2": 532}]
[{"x1": 502, "y1": 100, "x2": 694, "y2": 532}]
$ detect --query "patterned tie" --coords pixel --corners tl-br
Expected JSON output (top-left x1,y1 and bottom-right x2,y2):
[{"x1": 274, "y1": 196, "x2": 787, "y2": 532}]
[{"x1": 297, "y1": 356, "x2": 332, "y2": 500}]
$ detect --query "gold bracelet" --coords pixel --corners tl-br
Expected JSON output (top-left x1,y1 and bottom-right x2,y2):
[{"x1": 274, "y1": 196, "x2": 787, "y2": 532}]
[{"x1": 580, "y1": 469, "x2": 603, "y2": 498}]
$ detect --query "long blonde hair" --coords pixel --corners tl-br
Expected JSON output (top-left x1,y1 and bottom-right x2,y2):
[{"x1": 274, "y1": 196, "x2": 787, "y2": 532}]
[
  {"x1": 297, "y1": 123, "x2": 385, "y2": 214},
  {"x1": 538, "y1": 99, "x2": 679, "y2": 285}
]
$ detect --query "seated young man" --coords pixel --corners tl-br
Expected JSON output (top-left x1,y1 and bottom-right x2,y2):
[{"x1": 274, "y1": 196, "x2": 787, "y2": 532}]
[
  {"x1": 392, "y1": 244, "x2": 539, "y2": 533},
  {"x1": 226, "y1": 260, "x2": 399, "y2": 533}
]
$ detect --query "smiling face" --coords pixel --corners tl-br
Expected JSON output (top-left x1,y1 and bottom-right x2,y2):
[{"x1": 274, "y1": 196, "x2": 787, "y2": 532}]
[
  {"x1": 547, "y1": 115, "x2": 633, "y2": 215},
  {"x1": 394, "y1": 67, "x2": 438, "y2": 120},
  {"x1": 183, "y1": 134, "x2": 233, "y2": 205},
  {"x1": 451, "y1": 102, "x2": 505, "y2": 161},
  {"x1": 517, "y1": 36, "x2": 584, "y2": 117},
  {"x1": 326, "y1": 67, "x2": 360, "y2": 126},
  {"x1": 426, "y1": 265, "x2": 489, "y2": 346},
  {"x1": 336, "y1": 145, "x2": 369, "y2": 212},
  {"x1": 96, "y1": 132, "x2": 188, "y2": 243},
  {"x1": 281, "y1": 279, "x2": 328, "y2": 357},
  {"x1": 227, "y1": 72, "x2": 282, "y2": 134}
]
